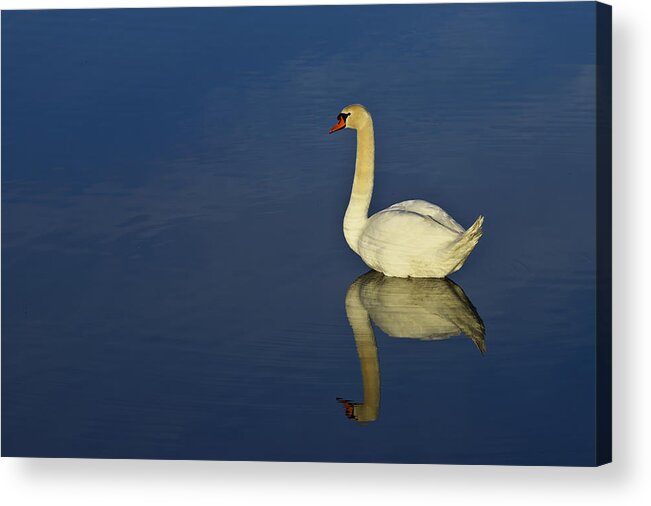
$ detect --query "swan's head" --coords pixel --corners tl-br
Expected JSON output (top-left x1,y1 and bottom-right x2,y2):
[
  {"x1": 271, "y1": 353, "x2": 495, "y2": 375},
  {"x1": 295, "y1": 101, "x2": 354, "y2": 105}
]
[{"x1": 329, "y1": 104, "x2": 372, "y2": 134}]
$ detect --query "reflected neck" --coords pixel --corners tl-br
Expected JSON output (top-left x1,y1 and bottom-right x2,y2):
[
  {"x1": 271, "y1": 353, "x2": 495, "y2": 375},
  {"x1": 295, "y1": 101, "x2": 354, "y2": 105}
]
[{"x1": 344, "y1": 278, "x2": 380, "y2": 423}]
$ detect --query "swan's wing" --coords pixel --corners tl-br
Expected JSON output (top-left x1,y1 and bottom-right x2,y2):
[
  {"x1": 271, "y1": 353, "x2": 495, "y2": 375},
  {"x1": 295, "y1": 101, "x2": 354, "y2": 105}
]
[
  {"x1": 366, "y1": 206, "x2": 460, "y2": 251},
  {"x1": 384, "y1": 200, "x2": 465, "y2": 234}
]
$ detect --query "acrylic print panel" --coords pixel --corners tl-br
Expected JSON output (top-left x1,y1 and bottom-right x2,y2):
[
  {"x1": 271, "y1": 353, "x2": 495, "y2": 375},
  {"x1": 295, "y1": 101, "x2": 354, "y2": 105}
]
[{"x1": 1, "y1": 2, "x2": 611, "y2": 465}]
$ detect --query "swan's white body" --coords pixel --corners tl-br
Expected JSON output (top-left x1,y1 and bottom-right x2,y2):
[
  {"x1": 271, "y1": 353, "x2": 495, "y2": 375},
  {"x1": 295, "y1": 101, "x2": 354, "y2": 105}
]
[{"x1": 332, "y1": 104, "x2": 484, "y2": 278}]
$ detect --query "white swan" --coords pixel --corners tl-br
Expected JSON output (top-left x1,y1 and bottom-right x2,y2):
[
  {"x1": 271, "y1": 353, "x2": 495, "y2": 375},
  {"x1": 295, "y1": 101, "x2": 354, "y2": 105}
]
[{"x1": 330, "y1": 104, "x2": 484, "y2": 278}]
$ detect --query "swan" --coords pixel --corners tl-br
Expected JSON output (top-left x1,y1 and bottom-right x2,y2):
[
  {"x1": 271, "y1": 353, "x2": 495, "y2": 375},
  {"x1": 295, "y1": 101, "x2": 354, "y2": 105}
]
[
  {"x1": 329, "y1": 104, "x2": 484, "y2": 278},
  {"x1": 337, "y1": 271, "x2": 485, "y2": 423}
]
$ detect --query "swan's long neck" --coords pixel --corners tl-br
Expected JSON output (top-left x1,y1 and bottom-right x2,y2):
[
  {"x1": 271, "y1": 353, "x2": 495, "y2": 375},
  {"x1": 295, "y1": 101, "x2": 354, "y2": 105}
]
[{"x1": 344, "y1": 121, "x2": 375, "y2": 253}]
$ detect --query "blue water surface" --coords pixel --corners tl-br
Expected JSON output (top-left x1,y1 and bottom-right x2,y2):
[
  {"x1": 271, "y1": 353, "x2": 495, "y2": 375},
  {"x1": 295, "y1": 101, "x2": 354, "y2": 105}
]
[{"x1": 2, "y1": 3, "x2": 598, "y2": 465}]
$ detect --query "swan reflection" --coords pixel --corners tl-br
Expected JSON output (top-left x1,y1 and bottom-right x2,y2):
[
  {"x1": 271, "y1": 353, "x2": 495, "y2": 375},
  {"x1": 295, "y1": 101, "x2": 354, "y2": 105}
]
[{"x1": 338, "y1": 271, "x2": 485, "y2": 423}]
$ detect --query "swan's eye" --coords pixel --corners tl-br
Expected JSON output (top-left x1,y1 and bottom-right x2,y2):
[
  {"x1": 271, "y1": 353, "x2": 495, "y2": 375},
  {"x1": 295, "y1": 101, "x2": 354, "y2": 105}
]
[{"x1": 337, "y1": 113, "x2": 351, "y2": 122}]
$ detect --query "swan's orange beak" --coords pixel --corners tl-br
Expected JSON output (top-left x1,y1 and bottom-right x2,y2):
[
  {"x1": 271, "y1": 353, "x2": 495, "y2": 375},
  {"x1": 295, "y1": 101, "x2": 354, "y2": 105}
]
[{"x1": 329, "y1": 115, "x2": 346, "y2": 134}]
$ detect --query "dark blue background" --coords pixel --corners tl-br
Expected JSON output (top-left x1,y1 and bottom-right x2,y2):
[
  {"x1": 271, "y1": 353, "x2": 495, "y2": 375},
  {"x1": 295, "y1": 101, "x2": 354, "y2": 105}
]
[{"x1": 2, "y1": 3, "x2": 598, "y2": 465}]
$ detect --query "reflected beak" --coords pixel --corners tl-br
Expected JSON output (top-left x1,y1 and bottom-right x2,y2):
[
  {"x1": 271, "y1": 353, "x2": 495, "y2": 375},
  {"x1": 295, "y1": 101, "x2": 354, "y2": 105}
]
[
  {"x1": 337, "y1": 397, "x2": 356, "y2": 419},
  {"x1": 329, "y1": 116, "x2": 346, "y2": 134}
]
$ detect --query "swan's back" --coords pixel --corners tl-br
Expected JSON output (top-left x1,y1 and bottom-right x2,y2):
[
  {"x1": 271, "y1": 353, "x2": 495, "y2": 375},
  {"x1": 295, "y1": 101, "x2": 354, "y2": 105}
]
[{"x1": 381, "y1": 200, "x2": 465, "y2": 234}]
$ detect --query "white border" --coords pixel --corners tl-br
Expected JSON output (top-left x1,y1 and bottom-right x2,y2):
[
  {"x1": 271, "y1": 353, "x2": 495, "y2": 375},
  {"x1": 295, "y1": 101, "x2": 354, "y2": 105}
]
[{"x1": 1, "y1": 0, "x2": 650, "y2": 504}]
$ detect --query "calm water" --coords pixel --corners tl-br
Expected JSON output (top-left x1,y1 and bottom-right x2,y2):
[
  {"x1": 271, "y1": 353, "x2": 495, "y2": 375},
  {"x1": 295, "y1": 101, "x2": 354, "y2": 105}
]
[{"x1": 2, "y1": 3, "x2": 598, "y2": 465}]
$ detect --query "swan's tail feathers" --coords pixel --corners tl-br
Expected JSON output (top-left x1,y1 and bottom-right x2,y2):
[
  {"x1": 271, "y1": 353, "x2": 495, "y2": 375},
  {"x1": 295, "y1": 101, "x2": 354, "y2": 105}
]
[
  {"x1": 467, "y1": 214, "x2": 484, "y2": 237},
  {"x1": 447, "y1": 215, "x2": 484, "y2": 274}
]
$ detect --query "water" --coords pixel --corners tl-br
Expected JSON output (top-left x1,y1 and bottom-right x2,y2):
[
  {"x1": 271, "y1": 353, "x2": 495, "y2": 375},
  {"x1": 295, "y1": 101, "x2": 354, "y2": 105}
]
[{"x1": 2, "y1": 3, "x2": 598, "y2": 465}]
